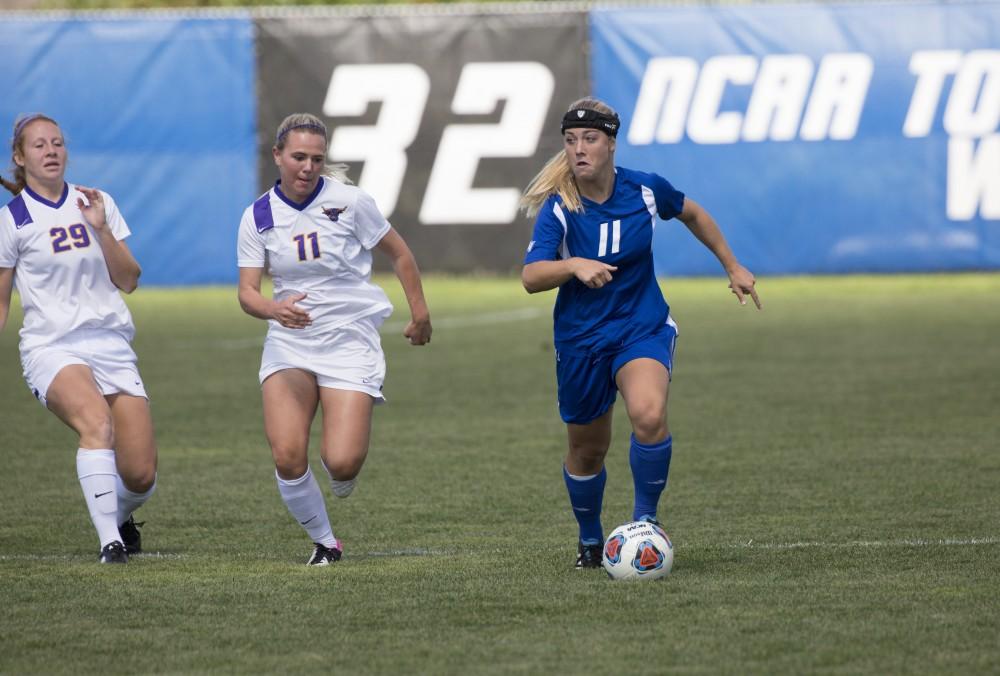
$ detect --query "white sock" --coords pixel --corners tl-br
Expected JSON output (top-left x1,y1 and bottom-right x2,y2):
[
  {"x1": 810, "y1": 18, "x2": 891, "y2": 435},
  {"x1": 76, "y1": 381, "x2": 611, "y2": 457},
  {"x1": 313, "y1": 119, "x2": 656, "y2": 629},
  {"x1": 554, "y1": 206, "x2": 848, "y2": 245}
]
[
  {"x1": 116, "y1": 473, "x2": 156, "y2": 526},
  {"x1": 329, "y1": 477, "x2": 356, "y2": 498},
  {"x1": 76, "y1": 448, "x2": 122, "y2": 549},
  {"x1": 276, "y1": 467, "x2": 337, "y2": 548},
  {"x1": 322, "y1": 462, "x2": 357, "y2": 498}
]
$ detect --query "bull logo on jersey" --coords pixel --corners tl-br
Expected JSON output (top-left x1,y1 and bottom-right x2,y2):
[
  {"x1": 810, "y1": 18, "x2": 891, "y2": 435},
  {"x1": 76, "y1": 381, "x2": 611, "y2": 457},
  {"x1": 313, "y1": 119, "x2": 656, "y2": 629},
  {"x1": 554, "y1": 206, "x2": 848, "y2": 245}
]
[{"x1": 322, "y1": 206, "x2": 348, "y2": 222}]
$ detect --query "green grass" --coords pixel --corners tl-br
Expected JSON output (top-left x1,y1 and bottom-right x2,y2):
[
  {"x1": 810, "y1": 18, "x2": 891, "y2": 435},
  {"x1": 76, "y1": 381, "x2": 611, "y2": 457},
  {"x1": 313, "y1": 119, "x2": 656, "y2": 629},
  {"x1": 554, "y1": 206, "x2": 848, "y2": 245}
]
[{"x1": 1, "y1": 274, "x2": 998, "y2": 674}]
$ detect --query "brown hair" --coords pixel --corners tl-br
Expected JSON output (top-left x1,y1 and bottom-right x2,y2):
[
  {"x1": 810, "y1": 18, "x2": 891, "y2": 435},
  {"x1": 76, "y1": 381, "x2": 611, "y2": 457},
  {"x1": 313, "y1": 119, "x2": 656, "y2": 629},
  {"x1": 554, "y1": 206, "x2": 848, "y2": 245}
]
[
  {"x1": 519, "y1": 98, "x2": 618, "y2": 217},
  {"x1": 1, "y1": 113, "x2": 59, "y2": 196}
]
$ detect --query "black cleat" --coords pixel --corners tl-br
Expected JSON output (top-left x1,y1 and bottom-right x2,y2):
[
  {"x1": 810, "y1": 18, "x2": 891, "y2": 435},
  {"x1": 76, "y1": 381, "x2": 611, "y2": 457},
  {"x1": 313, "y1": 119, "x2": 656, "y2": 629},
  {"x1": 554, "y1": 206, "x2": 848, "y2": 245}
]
[
  {"x1": 99, "y1": 541, "x2": 129, "y2": 564},
  {"x1": 306, "y1": 541, "x2": 343, "y2": 566},
  {"x1": 119, "y1": 516, "x2": 144, "y2": 555},
  {"x1": 575, "y1": 542, "x2": 604, "y2": 569}
]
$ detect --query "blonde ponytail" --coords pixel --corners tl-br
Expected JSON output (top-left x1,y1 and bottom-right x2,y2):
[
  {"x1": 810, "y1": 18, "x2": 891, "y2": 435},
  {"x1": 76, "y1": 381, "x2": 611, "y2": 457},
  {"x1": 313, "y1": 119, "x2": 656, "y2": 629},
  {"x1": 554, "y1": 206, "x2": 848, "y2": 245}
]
[{"x1": 519, "y1": 150, "x2": 580, "y2": 217}]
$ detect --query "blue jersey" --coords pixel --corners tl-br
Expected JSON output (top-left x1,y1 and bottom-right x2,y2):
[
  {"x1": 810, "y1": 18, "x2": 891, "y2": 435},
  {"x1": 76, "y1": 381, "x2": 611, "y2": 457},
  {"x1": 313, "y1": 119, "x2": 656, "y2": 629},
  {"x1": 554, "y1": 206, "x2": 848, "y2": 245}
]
[{"x1": 524, "y1": 167, "x2": 684, "y2": 354}]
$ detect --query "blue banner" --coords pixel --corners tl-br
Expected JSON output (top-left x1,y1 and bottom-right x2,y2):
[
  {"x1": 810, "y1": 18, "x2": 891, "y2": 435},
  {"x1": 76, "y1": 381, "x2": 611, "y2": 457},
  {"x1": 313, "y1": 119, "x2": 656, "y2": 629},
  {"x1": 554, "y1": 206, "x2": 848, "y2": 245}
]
[
  {"x1": 0, "y1": 15, "x2": 256, "y2": 285},
  {"x1": 591, "y1": 1, "x2": 1000, "y2": 275}
]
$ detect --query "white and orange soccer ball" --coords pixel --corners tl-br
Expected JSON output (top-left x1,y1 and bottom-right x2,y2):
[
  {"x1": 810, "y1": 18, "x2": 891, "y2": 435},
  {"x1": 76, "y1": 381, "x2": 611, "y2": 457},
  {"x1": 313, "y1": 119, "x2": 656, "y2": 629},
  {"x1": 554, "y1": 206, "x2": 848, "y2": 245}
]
[{"x1": 602, "y1": 521, "x2": 674, "y2": 581}]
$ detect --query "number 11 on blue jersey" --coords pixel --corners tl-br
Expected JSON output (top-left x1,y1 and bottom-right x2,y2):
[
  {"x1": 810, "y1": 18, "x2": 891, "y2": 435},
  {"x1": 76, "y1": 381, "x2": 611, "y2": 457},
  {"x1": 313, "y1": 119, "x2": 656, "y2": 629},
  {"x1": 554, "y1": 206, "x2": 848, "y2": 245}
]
[{"x1": 598, "y1": 220, "x2": 621, "y2": 257}]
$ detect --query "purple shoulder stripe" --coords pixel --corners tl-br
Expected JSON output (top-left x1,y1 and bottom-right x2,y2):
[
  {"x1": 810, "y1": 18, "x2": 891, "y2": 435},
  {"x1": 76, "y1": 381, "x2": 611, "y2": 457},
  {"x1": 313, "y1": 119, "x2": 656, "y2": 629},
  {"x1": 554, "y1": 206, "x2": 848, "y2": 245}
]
[
  {"x1": 253, "y1": 193, "x2": 274, "y2": 233},
  {"x1": 6, "y1": 194, "x2": 33, "y2": 229}
]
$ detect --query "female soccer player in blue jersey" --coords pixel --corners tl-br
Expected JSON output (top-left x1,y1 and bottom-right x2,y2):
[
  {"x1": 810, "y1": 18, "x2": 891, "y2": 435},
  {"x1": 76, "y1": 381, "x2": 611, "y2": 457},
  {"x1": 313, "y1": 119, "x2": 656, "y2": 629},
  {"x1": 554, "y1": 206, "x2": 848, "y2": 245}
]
[
  {"x1": 237, "y1": 113, "x2": 432, "y2": 566},
  {"x1": 521, "y1": 97, "x2": 761, "y2": 569},
  {"x1": 0, "y1": 114, "x2": 157, "y2": 564}
]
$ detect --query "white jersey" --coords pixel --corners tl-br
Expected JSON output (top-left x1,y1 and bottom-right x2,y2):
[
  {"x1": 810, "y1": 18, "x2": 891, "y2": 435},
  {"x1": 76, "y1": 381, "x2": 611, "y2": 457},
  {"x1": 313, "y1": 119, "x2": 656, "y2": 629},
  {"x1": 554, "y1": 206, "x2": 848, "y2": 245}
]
[
  {"x1": 0, "y1": 183, "x2": 134, "y2": 354},
  {"x1": 237, "y1": 177, "x2": 393, "y2": 340}
]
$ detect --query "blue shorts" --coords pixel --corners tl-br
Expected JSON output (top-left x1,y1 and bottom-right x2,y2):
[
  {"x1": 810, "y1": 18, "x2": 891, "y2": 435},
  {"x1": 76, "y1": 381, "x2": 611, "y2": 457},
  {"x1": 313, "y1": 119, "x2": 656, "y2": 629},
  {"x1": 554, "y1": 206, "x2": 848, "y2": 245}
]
[{"x1": 555, "y1": 319, "x2": 678, "y2": 425}]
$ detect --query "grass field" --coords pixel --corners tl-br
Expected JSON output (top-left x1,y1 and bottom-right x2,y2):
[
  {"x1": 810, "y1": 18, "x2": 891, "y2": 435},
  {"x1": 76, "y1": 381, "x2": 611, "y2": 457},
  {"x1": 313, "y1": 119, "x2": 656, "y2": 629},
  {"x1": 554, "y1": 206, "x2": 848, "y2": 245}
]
[{"x1": 1, "y1": 274, "x2": 998, "y2": 674}]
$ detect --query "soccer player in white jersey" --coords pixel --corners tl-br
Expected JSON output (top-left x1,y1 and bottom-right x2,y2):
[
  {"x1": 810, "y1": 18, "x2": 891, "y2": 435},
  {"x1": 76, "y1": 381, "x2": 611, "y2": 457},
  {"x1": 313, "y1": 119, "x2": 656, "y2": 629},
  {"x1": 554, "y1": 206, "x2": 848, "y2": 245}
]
[
  {"x1": 520, "y1": 98, "x2": 762, "y2": 569},
  {"x1": 0, "y1": 114, "x2": 157, "y2": 564},
  {"x1": 237, "y1": 113, "x2": 432, "y2": 566}
]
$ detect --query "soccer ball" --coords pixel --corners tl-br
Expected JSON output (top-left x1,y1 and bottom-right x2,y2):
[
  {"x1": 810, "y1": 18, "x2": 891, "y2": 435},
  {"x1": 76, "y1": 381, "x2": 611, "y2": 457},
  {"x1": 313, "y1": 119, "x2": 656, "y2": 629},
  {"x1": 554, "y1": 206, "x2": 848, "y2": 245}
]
[{"x1": 602, "y1": 521, "x2": 674, "y2": 581}]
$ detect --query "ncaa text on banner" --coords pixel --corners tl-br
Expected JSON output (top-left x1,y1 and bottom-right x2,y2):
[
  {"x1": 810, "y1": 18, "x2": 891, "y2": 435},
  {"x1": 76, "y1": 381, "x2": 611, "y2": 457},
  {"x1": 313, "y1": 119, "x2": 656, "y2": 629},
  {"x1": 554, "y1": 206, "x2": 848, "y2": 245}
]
[
  {"x1": 323, "y1": 62, "x2": 554, "y2": 225},
  {"x1": 628, "y1": 50, "x2": 999, "y2": 220},
  {"x1": 628, "y1": 54, "x2": 873, "y2": 144}
]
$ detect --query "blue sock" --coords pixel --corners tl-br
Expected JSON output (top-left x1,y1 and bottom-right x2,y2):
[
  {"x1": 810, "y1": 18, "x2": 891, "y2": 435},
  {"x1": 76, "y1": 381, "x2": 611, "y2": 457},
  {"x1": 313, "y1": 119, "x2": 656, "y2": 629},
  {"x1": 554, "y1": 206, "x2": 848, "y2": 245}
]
[
  {"x1": 563, "y1": 466, "x2": 606, "y2": 545},
  {"x1": 630, "y1": 434, "x2": 672, "y2": 522}
]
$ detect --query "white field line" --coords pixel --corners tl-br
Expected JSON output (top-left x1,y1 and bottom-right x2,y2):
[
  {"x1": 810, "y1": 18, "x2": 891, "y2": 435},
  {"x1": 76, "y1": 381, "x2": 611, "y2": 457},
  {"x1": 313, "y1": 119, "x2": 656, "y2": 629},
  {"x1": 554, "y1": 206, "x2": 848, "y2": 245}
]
[
  {"x1": 728, "y1": 537, "x2": 1000, "y2": 550},
  {"x1": 210, "y1": 307, "x2": 548, "y2": 350},
  {"x1": 359, "y1": 548, "x2": 445, "y2": 558},
  {"x1": 383, "y1": 306, "x2": 546, "y2": 331}
]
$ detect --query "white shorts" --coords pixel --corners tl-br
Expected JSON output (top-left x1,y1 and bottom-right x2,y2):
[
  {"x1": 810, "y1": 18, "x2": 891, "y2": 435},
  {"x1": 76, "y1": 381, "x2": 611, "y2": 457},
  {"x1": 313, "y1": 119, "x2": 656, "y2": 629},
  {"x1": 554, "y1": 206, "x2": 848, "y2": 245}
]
[
  {"x1": 21, "y1": 328, "x2": 147, "y2": 408},
  {"x1": 259, "y1": 316, "x2": 386, "y2": 402}
]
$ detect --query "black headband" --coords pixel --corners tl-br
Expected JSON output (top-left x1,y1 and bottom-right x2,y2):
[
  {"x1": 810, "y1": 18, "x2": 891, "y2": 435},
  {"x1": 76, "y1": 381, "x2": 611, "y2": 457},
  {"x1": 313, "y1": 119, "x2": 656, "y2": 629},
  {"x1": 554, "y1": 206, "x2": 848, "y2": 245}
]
[{"x1": 560, "y1": 109, "x2": 620, "y2": 137}]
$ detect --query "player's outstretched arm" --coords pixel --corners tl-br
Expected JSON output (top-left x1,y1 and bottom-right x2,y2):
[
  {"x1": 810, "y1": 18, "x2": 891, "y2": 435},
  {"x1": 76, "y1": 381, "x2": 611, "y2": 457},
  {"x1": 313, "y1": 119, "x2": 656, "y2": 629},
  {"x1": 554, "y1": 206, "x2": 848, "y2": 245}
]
[
  {"x1": 375, "y1": 228, "x2": 431, "y2": 346},
  {"x1": 677, "y1": 197, "x2": 761, "y2": 309},
  {"x1": 0, "y1": 267, "x2": 12, "y2": 333}
]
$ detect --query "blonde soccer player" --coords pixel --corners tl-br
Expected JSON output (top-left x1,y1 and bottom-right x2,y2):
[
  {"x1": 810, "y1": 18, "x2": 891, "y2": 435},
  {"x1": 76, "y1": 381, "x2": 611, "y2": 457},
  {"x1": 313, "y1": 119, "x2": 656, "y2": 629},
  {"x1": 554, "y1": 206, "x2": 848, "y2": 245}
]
[
  {"x1": 520, "y1": 98, "x2": 761, "y2": 569},
  {"x1": 0, "y1": 114, "x2": 157, "y2": 564},
  {"x1": 237, "y1": 113, "x2": 432, "y2": 566}
]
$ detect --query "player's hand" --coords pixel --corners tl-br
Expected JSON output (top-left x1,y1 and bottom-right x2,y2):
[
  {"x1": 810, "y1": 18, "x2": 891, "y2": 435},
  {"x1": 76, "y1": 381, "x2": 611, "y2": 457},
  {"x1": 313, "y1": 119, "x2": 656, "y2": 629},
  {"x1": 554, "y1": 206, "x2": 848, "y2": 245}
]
[
  {"x1": 75, "y1": 186, "x2": 107, "y2": 232},
  {"x1": 272, "y1": 292, "x2": 312, "y2": 329},
  {"x1": 404, "y1": 315, "x2": 431, "y2": 346},
  {"x1": 572, "y1": 258, "x2": 618, "y2": 289},
  {"x1": 727, "y1": 264, "x2": 761, "y2": 309}
]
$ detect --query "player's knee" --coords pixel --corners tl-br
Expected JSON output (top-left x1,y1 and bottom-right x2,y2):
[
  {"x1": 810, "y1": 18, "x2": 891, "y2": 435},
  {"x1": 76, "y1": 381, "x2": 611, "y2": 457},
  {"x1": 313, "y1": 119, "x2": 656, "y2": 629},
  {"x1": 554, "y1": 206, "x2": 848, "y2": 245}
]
[
  {"x1": 271, "y1": 447, "x2": 308, "y2": 480},
  {"x1": 123, "y1": 467, "x2": 157, "y2": 493},
  {"x1": 322, "y1": 456, "x2": 361, "y2": 481},
  {"x1": 630, "y1": 405, "x2": 668, "y2": 444},
  {"x1": 567, "y1": 440, "x2": 608, "y2": 467}
]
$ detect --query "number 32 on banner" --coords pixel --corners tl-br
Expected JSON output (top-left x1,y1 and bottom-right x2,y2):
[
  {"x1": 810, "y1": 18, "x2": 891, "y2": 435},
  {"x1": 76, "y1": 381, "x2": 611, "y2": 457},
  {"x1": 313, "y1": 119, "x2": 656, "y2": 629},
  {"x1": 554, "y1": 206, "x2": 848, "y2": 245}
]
[{"x1": 322, "y1": 62, "x2": 554, "y2": 225}]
